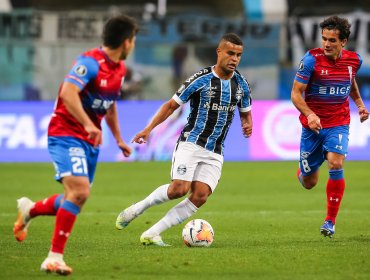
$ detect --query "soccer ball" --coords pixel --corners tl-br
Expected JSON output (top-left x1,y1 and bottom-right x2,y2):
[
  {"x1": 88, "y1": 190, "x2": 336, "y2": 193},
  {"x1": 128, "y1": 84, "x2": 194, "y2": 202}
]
[{"x1": 182, "y1": 219, "x2": 214, "y2": 247}]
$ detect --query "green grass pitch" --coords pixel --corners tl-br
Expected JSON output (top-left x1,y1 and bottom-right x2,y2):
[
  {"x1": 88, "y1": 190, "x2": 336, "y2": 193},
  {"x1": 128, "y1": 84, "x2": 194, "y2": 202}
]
[{"x1": 1, "y1": 161, "x2": 370, "y2": 279}]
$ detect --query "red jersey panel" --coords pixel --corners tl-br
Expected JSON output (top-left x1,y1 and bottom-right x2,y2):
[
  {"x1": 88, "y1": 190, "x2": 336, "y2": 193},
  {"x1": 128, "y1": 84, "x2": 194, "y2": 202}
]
[
  {"x1": 48, "y1": 48, "x2": 126, "y2": 145},
  {"x1": 294, "y1": 48, "x2": 362, "y2": 128}
]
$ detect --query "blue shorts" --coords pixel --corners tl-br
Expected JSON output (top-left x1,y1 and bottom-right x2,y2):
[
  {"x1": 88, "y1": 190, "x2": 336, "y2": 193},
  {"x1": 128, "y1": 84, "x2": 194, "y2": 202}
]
[
  {"x1": 48, "y1": 136, "x2": 99, "y2": 184},
  {"x1": 299, "y1": 125, "x2": 349, "y2": 176}
]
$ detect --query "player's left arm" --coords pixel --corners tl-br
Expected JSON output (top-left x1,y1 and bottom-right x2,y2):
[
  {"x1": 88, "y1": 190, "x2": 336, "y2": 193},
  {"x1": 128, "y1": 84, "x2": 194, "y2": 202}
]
[
  {"x1": 105, "y1": 102, "x2": 132, "y2": 157},
  {"x1": 239, "y1": 111, "x2": 252, "y2": 138},
  {"x1": 349, "y1": 78, "x2": 369, "y2": 123}
]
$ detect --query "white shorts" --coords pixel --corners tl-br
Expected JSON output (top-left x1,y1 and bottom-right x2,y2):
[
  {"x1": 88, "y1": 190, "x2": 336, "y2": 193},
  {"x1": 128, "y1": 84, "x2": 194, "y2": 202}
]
[{"x1": 171, "y1": 141, "x2": 223, "y2": 192}]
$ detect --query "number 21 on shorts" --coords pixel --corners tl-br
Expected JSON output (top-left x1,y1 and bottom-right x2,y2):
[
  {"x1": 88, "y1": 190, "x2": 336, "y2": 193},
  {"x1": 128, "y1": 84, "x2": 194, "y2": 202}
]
[{"x1": 71, "y1": 156, "x2": 88, "y2": 174}]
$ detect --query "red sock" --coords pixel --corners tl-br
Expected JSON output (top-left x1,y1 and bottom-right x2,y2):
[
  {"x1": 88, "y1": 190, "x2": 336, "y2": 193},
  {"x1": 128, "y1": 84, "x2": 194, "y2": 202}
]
[
  {"x1": 51, "y1": 201, "x2": 80, "y2": 254},
  {"x1": 30, "y1": 194, "x2": 64, "y2": 217},
  {"x1": 326, "y1": 178, "x2": 345, "y2": 224}
]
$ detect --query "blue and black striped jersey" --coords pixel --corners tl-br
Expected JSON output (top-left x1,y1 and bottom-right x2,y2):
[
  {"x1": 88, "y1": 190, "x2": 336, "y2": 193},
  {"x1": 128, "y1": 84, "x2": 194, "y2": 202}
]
[{"x1": 173, "y1": 66, "x2": 252, "y2": 155}]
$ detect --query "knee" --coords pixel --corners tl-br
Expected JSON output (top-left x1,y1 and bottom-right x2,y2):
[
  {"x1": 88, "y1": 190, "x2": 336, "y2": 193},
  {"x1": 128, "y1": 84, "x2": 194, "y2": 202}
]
[
  {"x1": 189, "y1": 189, "x2": 212, "y2": 207},
  {"x1": 302, "y1": 177, "x2": 318, "y2": 190},
  {"x1": 168, "y1": 181, "x2": 189, "y2": 199},
  {"x1": 328, "y1": 160, "x2": 343, "y2": 170},
  {"x1": 190, "y1": 193, "x2": 209, "y2": 206},
  {"x1": 71, "y1": 188, "x2": 90, "y2": 205}
]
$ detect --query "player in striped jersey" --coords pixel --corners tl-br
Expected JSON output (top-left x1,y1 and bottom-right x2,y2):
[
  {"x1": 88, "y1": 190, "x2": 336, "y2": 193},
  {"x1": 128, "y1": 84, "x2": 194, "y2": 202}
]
[
  {"x1": 116, "y1": 33, "x2": 253, "y2": 246},
  {"x1": 291, "y1": 16, "x2": 369, "y2": 238}
]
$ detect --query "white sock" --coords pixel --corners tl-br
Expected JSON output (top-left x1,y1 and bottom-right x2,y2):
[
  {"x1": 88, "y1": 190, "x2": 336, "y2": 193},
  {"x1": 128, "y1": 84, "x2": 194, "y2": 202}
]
[
  {"x1": 47, "y1": 251, "x2": 64, "y2": 261},
  {"x1": 134, "y1": 184, "x2": 170, "y2": 214},
  {"x1": 143, "y1": 198, "x2": 198, "y2": 237}
]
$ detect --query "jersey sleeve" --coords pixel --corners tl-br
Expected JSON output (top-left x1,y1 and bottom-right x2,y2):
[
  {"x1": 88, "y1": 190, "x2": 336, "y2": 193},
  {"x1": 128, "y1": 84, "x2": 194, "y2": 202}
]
[
  {"x1": 294, "y1": 51, "x2": 315, "y2": 84},
  {"x1": 64, "y1": 56, "x2": 99, "y2": 90},
  {"x1": 172, "y1": 73, "x2": 207, "y2": 105},
  {"x1": 356, "y1": 52, "x2": 363, "y2": 69},
  {"x1": 238, "y1": 75, "x2": 252, "y2": 113}
]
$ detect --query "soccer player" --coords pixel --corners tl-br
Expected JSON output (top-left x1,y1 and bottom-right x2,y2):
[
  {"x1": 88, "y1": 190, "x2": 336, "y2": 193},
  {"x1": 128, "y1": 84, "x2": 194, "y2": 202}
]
[
  {"x1": 13, "y1": 15, "x2": 138, "y2": 275},
  {"x1": 116, "y1": 33, "x2": 253, "y2": 246},
  {"x1": 291, "y1": 15, "x2": 369, "y2": 238}
]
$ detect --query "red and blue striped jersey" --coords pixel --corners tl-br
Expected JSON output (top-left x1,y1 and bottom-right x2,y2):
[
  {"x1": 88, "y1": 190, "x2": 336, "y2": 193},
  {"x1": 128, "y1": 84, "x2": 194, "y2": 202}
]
[
  {"x1": 48, "y1": 47, "x2": 126, "y2": 145},
  {"x1": 294, "y1": 48, "x2": 362, "y2": 128}
]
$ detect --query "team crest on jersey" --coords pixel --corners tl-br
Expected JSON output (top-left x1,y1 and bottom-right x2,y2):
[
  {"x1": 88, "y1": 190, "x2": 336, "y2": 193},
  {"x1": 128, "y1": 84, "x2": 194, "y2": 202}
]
[
  {"x1": 298, "y1": 61, "x2": 304, "y2": 71},
  {"x1": 75, "y1": 65, "x2": 87, "y2": 76},
  {"x1": 177, "y1": 164, "x2": 187, "y2": 175}
]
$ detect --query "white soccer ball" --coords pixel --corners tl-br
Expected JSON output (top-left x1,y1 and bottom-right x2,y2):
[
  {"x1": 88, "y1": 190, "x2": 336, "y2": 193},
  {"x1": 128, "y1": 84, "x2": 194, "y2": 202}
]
[{"x1": 182, "y1": 219, "x2": 214, "y2": 247}]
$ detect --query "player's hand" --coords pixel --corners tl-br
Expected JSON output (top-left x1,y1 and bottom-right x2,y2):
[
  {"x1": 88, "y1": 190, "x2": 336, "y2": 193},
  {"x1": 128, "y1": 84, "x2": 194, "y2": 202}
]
[
  {"x1": 131, "y1": 129, "x2": 150, "y2": 144},
  {"x1": 242, "y1": 122, "x2": 252, "y2": 138},
  {"x1": 307, "y1": 113, "x2": 322, "y2": 134},
  {"x1": 117, "y1": 140, "x2": 132, "y2": 157},
  {"x1": 358, "y1": 106, "x2": 369, "y2": 123},
  {"x1": 85, "y1": 124, "x2": 102, "y2": 148}
]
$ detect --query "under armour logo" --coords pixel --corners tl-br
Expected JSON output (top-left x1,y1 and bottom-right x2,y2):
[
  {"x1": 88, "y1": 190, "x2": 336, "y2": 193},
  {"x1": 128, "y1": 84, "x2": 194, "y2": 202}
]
[
  {"x1": 329, "y1": 197, "x2": 339, "y2": 202},
  {"x1": 59, "y1": 230, "x2": 70, "y2": 237},
  {"x1": 100, "y1": 79, "x2": 107, "y2": 87}
]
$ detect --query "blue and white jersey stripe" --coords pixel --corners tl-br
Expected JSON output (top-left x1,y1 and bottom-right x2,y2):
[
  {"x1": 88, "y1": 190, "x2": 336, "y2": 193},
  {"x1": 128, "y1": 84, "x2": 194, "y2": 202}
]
[{"x1": 173, "y1": 66, "x2": 252, "y2": 155}]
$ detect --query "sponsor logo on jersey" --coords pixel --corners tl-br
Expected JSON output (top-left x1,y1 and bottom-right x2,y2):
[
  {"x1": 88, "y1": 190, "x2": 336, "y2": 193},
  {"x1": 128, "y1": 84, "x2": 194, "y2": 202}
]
[
  {"x1": 204, "y1": 102, "x2": 236, "y2": 112},
  {"x1": 318, "y1": 86, "x2": 350, "y2": 95},
  {"x1": 92, "y1": 98, "x2": 114, "y2": 110},
  {"x1": 320, "y1": 69, "x2": 328, "y2": 75},
  {"x1": 74, "y1": 65, "x2": 87, "y2": 76},
  {"x1": 212, "y1": 103, "x2": 236, "y2": 112},
  {"x1": 185, "y1": 69, "x2": 209, "y2": 84}
]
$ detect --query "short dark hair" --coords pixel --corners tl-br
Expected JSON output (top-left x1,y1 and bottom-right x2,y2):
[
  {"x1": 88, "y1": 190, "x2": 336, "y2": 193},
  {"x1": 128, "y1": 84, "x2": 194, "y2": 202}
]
[
  {"x1": 320, "y1": 15, "x2": 351, "y2": 41},
  {"x1": 102, "y1": 15, "x2": 139, "y2": 49},
  {"x1": 220, "y1": 33, "x2": 243, "y2": 46}
]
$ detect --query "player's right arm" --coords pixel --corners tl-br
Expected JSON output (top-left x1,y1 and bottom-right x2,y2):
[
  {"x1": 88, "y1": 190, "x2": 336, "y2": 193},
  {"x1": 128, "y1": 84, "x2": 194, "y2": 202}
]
[
  {"x1": 132, "y1": 98, "x2": 180, "y2": 144},
  {"x1": 291, "y1": 80, "x2": 322, "y2": 134},
  {"x1": 59, "y1": 82, "x2": 102, "y2": 147},
  {"x1": 349, "y1": 78, "x2": 369, "y2": 123}
]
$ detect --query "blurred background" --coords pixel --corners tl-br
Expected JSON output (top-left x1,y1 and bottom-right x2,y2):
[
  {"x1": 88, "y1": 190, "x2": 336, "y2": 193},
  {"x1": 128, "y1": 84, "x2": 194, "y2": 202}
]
[{"x1": 1, "y1": 0, "x2": 370, "y2": 162}]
